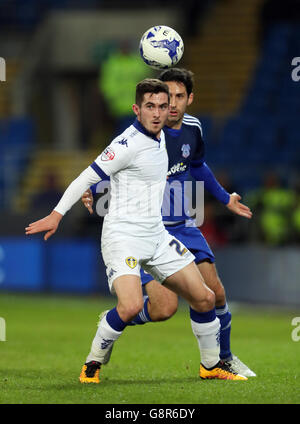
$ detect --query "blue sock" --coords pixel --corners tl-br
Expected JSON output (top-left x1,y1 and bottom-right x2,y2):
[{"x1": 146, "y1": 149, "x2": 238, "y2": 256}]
[
  {"x1": 216, "y1": 303, "x2": 232, "y2": 361},
  {"x1": 106, "y1": 307, "x2": 128, "y2": 332},
  {"x1": 129, "y1": 296, "x2": 152, "y2": 325},
  {"x1": 189, "y1": 307, "x2": 216, "y2": 323}
]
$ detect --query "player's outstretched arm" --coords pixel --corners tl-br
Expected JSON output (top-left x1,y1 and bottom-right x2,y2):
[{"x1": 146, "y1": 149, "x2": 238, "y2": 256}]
[
  {"x1": 25, "y1": 166, "x2": 103, "y2": 240},
  {"x1": 190, "y1": 162, "x2": 252, "y2": 219},
  {"x1": 226, "y1": 193, "x2": 252, "y2": 219},
  {"x1": 25, "y1": 210, "x2": 63, "y2": 241}
]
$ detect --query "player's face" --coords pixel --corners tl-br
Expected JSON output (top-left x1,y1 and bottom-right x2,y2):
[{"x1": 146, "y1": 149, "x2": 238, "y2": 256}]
[
  {"x1": 165, "y1": 81, "x2": 193, "y2": 129},
  {"x1": 133, "y1": 92, "x2": 170, "y2": 137}
]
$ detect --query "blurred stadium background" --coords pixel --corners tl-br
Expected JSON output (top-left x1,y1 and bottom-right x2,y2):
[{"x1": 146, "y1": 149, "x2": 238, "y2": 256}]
[{"x1": 0, "y1": 0, "x2": 299, "y2": 307}]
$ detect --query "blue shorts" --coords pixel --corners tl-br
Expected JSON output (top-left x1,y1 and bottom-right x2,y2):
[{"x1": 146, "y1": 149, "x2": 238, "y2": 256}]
[{"x1": 140, "y1": 222, "x2": 215, "y2": 286}]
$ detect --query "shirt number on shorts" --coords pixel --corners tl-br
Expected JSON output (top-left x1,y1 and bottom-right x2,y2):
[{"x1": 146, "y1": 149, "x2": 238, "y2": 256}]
[{"x1": 169, "y1": 239, "x2": 187, "y2": 256}]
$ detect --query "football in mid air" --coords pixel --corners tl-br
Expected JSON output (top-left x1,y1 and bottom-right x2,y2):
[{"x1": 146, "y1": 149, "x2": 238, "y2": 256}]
[{"x1": 139, "y1": 25, "x2": 184, "y2": 70}]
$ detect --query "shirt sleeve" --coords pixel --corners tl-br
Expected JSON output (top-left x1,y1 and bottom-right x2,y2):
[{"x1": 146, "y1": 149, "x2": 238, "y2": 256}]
[
  {"x1": 54, "y1": 138, "x2": 132, "y2": 215},
  {"x1": 91, "y1": 138, "x2": 133, "y2": 177},
  {"x1": 190, "y1": 125, "x2": 205, "y2": 167},
  {"x1": 190, "y1": 161, "x2": 230, "y2": 205},
  {"x1": 54, "y1": 166, "x2": 102, "y2": 216}
]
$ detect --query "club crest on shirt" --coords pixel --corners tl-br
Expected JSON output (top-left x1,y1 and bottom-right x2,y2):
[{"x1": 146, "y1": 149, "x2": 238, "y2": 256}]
[
  {"x1": 125, "y1": 256, "x2": 137, "y2": 269},
  {"x1": 181, "y1": 144, "x2": 191, "y2": 158},
  {"x1": 101, "y1": 147, "x2": 115, "y2": 161}
]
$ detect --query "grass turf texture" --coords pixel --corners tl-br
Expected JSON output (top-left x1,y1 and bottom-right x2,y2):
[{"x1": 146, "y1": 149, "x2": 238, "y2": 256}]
[{"x1": 0, "y1": 293, "x2": 299, "y2": 404}]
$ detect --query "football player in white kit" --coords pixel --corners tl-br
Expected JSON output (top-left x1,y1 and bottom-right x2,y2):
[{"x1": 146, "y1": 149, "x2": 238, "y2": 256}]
[{"x1": 25, "y1": 79, "x2": 247, "y2": 382}]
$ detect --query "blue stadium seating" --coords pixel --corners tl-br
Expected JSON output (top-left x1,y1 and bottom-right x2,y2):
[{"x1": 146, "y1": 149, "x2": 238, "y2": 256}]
[
  {"x1": 0, "y1": 117, "x2": 35, "y2": 208},
  {"x1": 0, "y1": 0, "x2": 102, "y2": 30},
  {"x1": 0, "y1": 117, "x2": 35, "y2": 149},
  {"x1": 214, "y1": 23, "x2": 300, "y2": 193}
]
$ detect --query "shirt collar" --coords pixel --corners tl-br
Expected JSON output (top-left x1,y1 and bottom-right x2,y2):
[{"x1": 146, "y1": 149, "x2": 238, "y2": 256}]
[
  {"x1": 164, "y1": 125, "x2": 182, "y2": 137},
  {"x1": 133, "y1": 119, "x2": 161, "y2": 142}
]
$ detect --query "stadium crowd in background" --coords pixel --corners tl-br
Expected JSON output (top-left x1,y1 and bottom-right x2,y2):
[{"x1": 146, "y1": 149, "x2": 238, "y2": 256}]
[
  {"x1": 99, "y1": 40, "x2": 153, "y2": 135},
  {"x1": 0, "y1": 0, "x2": 299, "y2": 249}
]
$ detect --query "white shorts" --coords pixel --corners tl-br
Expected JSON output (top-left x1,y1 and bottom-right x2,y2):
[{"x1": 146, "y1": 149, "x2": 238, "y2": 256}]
[{"x1": 101, "y1": 229, "x2": 195, "y2": 293}]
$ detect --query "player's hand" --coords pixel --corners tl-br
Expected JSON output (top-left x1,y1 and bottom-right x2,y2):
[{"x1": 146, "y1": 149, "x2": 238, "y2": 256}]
[
  {"x1": 82, "y1": 189, "x2": 93, "y2": 214},
  {"x1": 226, "y1": 192, "x2": 252, "y2": 219},
  {"x1": 25, "y1": 210, "x2": 63, "y2": 241}
]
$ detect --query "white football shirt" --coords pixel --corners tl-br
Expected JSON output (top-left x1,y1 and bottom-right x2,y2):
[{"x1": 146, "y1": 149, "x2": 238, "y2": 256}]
[
  {"x1": 54, "y1": 119, "x2": 168, "y2": 238},
  {"x1": 92, "y1": 119, "x2": 168, "y2": 238}
]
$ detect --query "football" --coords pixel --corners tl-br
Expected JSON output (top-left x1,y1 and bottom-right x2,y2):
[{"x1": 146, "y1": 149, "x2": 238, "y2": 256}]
[{"x1": 139, "y1": 25, "x2": 184, "y2": 70}]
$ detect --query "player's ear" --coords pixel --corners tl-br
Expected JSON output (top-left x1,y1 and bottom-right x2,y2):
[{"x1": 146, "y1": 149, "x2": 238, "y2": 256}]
[
  {"x1": 132, "y1": 104, "x2": 140, "y2": 117},
  {"x1": 187, "y1": 92, "x2": 194, "y2": 106}
]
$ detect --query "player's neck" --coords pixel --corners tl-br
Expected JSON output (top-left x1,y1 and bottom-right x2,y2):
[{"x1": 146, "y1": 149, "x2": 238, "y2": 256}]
[
  {"x1": 133, "y1": 118, "x2": 161, "y2": 141},
  {"x1": 166, "y1": 119, "x2": 183, "y2": 130}
]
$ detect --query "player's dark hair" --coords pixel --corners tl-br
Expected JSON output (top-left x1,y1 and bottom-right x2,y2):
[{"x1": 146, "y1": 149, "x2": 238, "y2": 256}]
[
  {"x1": 158, "y1": 68, "x2": 194, "y2": 96},
  {"x1": 135, "y1": 78, "x2": 170, "y2": 106}
]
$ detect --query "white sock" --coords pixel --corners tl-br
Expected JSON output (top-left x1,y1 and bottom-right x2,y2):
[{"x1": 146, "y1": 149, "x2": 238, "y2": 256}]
[
  {"x1": 191, "y1": 317, "x2": 221, "y2": 369},
  {"x1": 86, "y1": 316, "x2": 123, "y2": 363}
]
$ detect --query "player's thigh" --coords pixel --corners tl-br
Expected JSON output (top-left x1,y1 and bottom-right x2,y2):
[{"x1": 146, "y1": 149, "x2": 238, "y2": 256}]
[
  {"x1": 164, "y1": 261, "x2": 214, "y2": 307},
  {"x1": 145, "y1": 279, "x2": 178, "y2": 310},
  {"x1": 145, "y1": 231, "x2": 194, "y2": 285},
  {"x1": 113, "y1": 275, "x2": 144, "y2": 319},
  {"x1": 197, "y1": 261, "x2": 225, "y2": 305},
  {"x1": 167, "y1": 223, "x2": 215, "y2": 265},
  {"x1": 102, "y1": 236, "x2": 149, "y2": 292}
]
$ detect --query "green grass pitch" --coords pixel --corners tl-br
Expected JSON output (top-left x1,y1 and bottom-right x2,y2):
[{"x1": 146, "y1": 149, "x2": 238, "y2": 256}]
[{"x1": 0, "y1": 292, "x2": 299, "y2": 404}]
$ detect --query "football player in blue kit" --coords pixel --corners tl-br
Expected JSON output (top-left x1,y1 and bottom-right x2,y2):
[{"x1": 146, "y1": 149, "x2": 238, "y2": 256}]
[{"x1": 83, "y1": 68, "x2": 255, "y2": 377}]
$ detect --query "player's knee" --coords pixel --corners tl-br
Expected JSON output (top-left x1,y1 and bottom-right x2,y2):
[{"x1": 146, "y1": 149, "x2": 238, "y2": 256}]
[
  {"x1": 199, "y1": 288, "x2": 215, "y2": 312},
  {"x1": 214, "y1": 278, "x2": 226, "y2": 306},
  {"x1": 164, "y1": 300, "x2": 178, "y2": 319},
  {"x1": 155, "y1": 299, "x2": 178, "y2": 321},
  {"x1": 206, "y1": 289, "x2": 216, "y2": 310},
  {"x1": 118, "y1": 300, "x2": 144, "y2": 322},
  {"x1": 190, "y1": 288, "x2": 215, "y2": 313}
]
